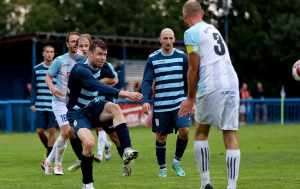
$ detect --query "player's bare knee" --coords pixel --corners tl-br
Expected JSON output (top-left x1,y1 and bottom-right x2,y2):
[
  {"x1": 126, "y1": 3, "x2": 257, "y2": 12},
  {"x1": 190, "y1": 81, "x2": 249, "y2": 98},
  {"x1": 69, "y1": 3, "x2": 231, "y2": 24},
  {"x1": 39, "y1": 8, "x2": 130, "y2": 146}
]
[
  {"x1": 110, "y1": 104, "x2": 122, "y2": 116},
  {"x1": 36, "y1": 129, "x2": 44, "y2": 134},
  {"x1": 156, "y1": 133, "x2": 167, "y2": 143},
  {"x1": 84, "y1": 139, "x2": 95, "y2": 150},
  {"x1": 178, "y1": 127, "x2": 189, "y2": 140},
  {"x1": 48, "y1": 127, "x2": 56, "y2": 135}
]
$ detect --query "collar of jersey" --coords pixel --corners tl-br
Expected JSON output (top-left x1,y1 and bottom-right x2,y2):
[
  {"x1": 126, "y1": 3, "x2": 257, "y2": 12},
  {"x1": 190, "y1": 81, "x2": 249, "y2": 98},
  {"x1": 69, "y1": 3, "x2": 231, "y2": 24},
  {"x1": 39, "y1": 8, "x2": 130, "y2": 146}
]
[
  {"x1": 84, "y1": 59, "x2": 99, "y2": 71},
  {"x1": 160, "y1": 48, "x2": 174, "y2": 56},
  {"x1": 42, "y1": 62, "x2": 50, "y2": 68}
]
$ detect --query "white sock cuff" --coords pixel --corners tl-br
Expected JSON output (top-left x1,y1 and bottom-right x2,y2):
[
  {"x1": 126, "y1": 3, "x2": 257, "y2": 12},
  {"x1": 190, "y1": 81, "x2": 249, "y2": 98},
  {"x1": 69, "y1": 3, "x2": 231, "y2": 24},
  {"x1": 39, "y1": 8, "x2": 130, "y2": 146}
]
[
  {"x1": 194, "y1": 140, "x2": 209, "y2": 148},
  {"x1": 98, "y1": 131, "x2": 106, "y2": 136},
  {"x1": 226, "y1": 149, "x2": 241, "y2": 157}
]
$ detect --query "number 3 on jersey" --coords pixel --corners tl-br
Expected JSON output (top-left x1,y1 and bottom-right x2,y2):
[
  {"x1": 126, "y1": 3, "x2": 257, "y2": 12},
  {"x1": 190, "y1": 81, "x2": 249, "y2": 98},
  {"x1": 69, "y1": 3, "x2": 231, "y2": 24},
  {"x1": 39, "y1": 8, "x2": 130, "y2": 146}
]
[{"x1": 213, "y1": 33, "x2": 226, "y2": 56}]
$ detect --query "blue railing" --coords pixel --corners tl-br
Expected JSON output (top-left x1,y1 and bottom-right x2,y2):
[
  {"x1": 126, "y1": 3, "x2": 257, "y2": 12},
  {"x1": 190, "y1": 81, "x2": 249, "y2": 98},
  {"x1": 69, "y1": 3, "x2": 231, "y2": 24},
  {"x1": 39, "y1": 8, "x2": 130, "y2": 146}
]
[{"x1": 0, "y1": 98, "x2": 299, "y2": 132}]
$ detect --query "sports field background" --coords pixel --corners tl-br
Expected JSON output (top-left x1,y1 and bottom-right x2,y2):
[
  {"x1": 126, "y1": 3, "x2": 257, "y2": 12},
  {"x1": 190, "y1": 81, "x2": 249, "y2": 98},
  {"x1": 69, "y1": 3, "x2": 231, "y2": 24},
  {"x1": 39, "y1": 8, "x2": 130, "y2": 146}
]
[{"x1": 1, "y1": 125, "x2": 300, "y2": 189}]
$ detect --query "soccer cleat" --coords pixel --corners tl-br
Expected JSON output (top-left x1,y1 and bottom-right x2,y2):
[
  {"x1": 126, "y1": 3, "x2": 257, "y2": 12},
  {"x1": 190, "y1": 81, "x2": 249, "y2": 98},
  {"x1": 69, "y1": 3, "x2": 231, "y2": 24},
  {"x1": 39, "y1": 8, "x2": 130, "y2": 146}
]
[
  {"x1": 94, "y1": 154, "x2": 103, "y2": 163},
  {"x1": 104, "y1": 142, "x2": 112, "y2": 161},
  {"x1": 200, "y1": 183, "x2": 214, "y2": 189},
  {"x1": 172, "y1": 162, "x2": 185, "y2": 176},
  {"x1": 67, "y1": 159, "x2": 81, "y2": 172},
  {"x1": 41, "y1": 160, "x2": 46, "y2": 170},
  {"x1": 82, "y1": 183, "x2": 95, "y2": 189},
  {"x1": 44, "y1": 162, "x2": 52, "y2": 175},
  {"x1": 54, "y1": 164, "x2": 64, "y2": 175},
  {"x1": 158, "y1": 169, "x2": 167, "y2": 177},
  {"x1": 122, "y1": 148, "x2": 139, "y2": 164},
  {"x1": 122, "y1": 160, "x2": 134, "y2": 177}
]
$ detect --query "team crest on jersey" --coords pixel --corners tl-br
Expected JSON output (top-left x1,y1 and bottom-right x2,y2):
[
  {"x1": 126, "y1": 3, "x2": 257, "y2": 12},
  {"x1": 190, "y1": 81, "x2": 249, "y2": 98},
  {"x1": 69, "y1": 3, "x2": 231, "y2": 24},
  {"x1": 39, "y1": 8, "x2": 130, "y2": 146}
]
[
  {"x1": 155, "y1": 119, "x2": 159, "y2": 126},
  {"x1": 67, "y1": 72, "x2": 70, "y2": 77}
]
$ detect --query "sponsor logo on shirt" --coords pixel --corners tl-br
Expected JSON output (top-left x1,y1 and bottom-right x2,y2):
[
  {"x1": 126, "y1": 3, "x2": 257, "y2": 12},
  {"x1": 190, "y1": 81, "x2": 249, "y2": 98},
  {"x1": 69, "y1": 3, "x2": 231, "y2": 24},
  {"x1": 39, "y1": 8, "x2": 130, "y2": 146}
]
[
  {"x1": 67, "y1": 72, "x2": 70, "y2": 77},
  {"x1": 221, "y1": 90, "x2": 236, "y2": 95}
]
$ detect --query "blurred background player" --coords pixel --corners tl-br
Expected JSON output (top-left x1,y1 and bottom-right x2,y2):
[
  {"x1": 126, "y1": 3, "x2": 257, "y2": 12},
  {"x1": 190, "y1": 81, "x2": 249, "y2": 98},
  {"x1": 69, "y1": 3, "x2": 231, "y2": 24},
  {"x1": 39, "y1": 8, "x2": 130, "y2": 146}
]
[
  {"x1": 43, "y1": 31, "x2": 80, "y2": 175},
  {"x1": 253, "y1": 82, "x2": 267, "y2": 123},
  {"x1": 30, "y1": 45, "x2": 57, "y2": 160},
  {"x1": 141, "y1": 28, "x2": 191, "y2": 177},
  {"x1": 67, "y1": 39, "x2": 142, "y2": 189},
  {"x1": 179, "y1": 1, "x2": 241, "y2": 189}
]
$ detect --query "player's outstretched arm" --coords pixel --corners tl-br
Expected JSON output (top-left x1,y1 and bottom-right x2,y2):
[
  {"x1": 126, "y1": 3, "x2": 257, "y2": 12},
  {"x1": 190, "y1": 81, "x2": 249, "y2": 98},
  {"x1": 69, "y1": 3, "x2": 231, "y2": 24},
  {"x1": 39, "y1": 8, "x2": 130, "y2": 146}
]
[
  {"x1": 100, "y1": 78, "x2": 115, "y2": 85},
  {"x1": 118, "y1": 91, "x2": 143, "y2": 102},
  {"x1": 45, "y1": 73, "x2": 63, "y2": 99}
]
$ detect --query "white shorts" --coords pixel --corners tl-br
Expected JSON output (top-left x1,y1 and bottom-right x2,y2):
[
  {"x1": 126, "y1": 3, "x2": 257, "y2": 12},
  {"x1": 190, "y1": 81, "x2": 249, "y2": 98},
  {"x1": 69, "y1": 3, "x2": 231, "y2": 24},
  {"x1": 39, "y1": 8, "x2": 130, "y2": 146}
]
[
  {"x1": 52, "y1": 101, "x2": 69, "y2": 127},
  {"x1": 195, "y1": 89, "x2": 239, "y2": 131}
]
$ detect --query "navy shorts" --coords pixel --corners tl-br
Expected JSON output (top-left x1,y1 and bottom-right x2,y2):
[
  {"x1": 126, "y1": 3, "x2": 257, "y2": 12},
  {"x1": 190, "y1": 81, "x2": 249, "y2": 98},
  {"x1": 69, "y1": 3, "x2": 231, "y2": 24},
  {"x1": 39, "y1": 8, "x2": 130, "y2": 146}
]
[
  {"x1": 152, "y1": 108, "x2": 191, "y2": 134},
  {"x1": 67, "y1": 101, "x2": 109, "y2": 134},
  {"x1": 95, "y1": 119, "x2": 115, "y2": 134},
  {"x1": 36, "y1": 111, "x2": 58, "y2": 129}
]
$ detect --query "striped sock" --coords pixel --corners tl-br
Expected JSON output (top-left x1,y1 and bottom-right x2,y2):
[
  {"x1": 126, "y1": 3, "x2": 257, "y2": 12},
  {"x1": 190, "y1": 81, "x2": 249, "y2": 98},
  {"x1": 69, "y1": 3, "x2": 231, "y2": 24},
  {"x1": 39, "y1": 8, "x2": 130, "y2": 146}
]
[
  {"x1": 226, "y1": 149, "x2": 241, "y2": 189},
  {"x1": 194, "y1": 140, "x2": 210, "y2": 186}
]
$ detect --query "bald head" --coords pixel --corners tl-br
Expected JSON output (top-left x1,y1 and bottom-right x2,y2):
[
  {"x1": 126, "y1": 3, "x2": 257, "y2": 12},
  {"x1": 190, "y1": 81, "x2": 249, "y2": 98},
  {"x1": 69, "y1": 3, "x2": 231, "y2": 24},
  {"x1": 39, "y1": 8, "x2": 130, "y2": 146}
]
[
  {"x1": 160, "y1": 28, "x2": 175, "y2": 38},
  {"x1": 183, "y1": 0, "x2": 202, "y2": 16},
  {"x1": 159, "y1": 28, "x2": 175, "y2": 54}
]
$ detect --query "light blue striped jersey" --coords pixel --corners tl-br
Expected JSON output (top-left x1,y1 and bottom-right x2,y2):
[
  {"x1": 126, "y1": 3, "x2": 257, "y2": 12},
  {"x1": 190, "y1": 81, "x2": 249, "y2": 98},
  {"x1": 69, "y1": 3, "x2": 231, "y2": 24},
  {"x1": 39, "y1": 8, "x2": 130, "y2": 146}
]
[
  {"x1": 184, "y1": 22, "x2": 239, "y2": 97},
  {"x1": 30, "y1": 62, "x2": 57, "y2": 111},
  {"x1": 141, "y1": 48, "x2": 188, "y2": 112},
  {"x1": 48, "y1": 53, "x2": 76, "y2": 103}
]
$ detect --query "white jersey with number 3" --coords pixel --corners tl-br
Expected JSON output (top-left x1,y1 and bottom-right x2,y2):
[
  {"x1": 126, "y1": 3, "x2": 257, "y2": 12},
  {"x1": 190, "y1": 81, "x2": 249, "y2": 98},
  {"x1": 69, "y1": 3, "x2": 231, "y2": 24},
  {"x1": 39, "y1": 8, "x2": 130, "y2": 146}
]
[{"x1": 184, "y1": 22, "x2": 239, "y2": 97}]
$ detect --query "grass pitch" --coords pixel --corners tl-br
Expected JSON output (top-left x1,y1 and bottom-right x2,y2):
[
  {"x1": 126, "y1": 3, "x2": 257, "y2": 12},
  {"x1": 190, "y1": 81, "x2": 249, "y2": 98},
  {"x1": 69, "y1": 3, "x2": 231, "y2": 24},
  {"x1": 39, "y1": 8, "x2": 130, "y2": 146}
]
[{"x1": 1, "y1": 125, "x2": 300, "y2": 189}]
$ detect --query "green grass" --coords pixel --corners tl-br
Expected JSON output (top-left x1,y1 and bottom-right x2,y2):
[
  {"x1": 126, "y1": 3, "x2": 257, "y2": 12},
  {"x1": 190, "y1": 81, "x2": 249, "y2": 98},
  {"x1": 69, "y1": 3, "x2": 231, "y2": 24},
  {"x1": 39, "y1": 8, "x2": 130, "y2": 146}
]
[{"x1": 1, "y1": 125, "x2": 300, "y2": 189}]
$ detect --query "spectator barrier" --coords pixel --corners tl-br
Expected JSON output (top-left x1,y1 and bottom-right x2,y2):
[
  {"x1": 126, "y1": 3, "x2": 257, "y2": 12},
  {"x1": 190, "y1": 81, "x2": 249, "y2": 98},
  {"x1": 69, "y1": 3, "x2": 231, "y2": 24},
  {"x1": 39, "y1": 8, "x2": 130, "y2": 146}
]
[{"x1": 0, "y1": 98, "x2": 300, "y2": 132}]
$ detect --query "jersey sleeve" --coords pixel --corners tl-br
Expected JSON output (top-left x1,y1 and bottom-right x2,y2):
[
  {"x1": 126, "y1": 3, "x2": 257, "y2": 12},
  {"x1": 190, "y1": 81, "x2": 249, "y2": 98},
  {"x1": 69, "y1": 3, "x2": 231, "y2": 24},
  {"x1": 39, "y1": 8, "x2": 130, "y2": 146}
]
[
  {"x1": 140, "y1": 58, "x2": 154, "y2": 104},
  {"x1": 107, "y1": 63, "x2": 118, "y2": 78},
  {"x1": 75, "y1": 66, "x2": 120, "y2": 98},
  {"x1": 101, "y1": 64, "x2": 116, "y2": 79},
  {"x1": 48, "y1": 58, "x2": 61, "y2": 76},
  {"x1": 184, "y1": 30, "x2": 200, "y2": 54},
  {"x1": 30, "y1": 69, "x2": 37, "y2": 106},
  {"x1": 74, "y1": 54, "x2": 86, "y2": 63}
]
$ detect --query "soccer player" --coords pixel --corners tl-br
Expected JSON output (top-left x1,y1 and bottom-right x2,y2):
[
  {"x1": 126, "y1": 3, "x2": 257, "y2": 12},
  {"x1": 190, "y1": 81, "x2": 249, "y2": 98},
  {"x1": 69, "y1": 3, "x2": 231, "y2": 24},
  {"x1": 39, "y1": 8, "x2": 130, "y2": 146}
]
[
  {"x1": 68, "y1": 36, "x2": 132, "y2": 178},
  {"x1": 179, "y1": 1, "x2": 241, "y2": 189},
  {"x1": 67, "y1": 39, "x2": 142, "y2": 189},
  {"x1": 141, "y1": 28, "x2": 192, "y2": 177},
  {"x1": 43, "y1": 31, "x2": 80, "y2": 175},
  {"x1": 30, "y1": 45, "x2": 57, "y2": 159}
]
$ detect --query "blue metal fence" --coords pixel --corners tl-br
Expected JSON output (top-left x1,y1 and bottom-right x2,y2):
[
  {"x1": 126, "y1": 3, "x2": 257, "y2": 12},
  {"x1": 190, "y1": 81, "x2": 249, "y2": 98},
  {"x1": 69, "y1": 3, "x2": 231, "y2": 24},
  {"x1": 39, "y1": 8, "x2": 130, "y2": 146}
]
[{"x1": 0, "y1": 98, "x2": 300, "y2": 132}]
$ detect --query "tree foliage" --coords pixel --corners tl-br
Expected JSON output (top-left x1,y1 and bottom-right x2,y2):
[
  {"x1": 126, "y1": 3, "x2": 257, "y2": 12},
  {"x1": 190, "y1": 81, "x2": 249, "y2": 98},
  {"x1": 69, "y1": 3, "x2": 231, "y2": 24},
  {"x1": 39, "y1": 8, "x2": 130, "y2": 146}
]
[{"x1": 1, "y1": 0, "x2": 300, "y2": 96}]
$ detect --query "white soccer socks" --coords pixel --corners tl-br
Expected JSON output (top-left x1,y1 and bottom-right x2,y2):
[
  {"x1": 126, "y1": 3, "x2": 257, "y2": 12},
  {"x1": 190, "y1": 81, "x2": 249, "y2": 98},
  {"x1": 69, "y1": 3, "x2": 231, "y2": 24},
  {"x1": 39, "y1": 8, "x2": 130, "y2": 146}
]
[
  {"x1": 226, "y1": 149, "x2": 240, "y2": 189},
  {"x1": 97, "y1": 131, "x2": 107, "y2": 157},
  {"x1": 55, "y1": 135, "x2": 69, "y2": 166},
  {"x1": 194, "y1": 140, "x2": 210, "y2": 186}
]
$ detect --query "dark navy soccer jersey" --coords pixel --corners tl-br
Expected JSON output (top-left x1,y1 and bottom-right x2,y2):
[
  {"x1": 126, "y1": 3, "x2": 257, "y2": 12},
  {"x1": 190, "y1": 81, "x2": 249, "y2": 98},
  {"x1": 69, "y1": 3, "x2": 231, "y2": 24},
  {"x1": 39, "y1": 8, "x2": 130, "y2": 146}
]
[
  {"x1": 74, "y1": 54, "x2": 86, "y2": 64},
  {"x1": 67, "y1": 59, "x2": 120, "y2": 112},
  {"x1": 99, "y1": 62, "x2": 118, "y2": 103},
  {"x1": 141, "y1": 48, "x2": 188, "y2": 112},
  {"x1": 30, "y1": 62, "x2": 56, "y2": 111}
]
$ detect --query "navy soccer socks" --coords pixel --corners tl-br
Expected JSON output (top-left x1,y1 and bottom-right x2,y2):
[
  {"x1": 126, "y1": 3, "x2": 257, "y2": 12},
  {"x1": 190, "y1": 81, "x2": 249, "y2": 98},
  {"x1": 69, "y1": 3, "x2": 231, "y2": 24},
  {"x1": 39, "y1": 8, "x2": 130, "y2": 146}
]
[
  {"x1": 81, "y1": 154, "x2": 94, "y2": 184},
  {"x1": 174, "y1": 136, "x2": 188, "y2": 161},
  {"x1": 114, "y1": 123, "x2": 132, "y2": 153},
  {"x1": 70, "y1": 137, "x2": 83, "y2": 160},
  {"x1": 47, "y1": 146, "x2": 53, "y2": 157},
  {"x1": 156, "y1": 140, "x2": 166, "y2": 169}
]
